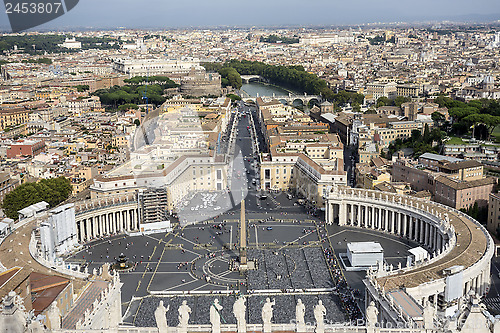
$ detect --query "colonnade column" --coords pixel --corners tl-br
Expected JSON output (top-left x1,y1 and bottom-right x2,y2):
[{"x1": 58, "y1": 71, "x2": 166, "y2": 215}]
[
  {"x1": 364, "y1": 206, "x2": 368, "y2": 228},
  {"x1": 432, "y1": 226, "x2": 436, "y2": 248},
  {"x1": 385, "y1": 209, "x2": 389, "y2": 231},
  {"x1": 428, "y1": 223, "x2": 432, "y2": 246},
  {"x1": 134, "y1": 209, "x2": 140, "y2": 230},
  {"x1": 94, "y1": 216, "x2": 100, "y2": 238},
  {"x1": 429, "y1": 225, "x2": 434, "y2": 249},
  {"x1": 419, "y1": 219, "x2": 424, "y2": 244},
  {"x1": 78, "y1": 221, "x2": 84, "y2": 243},
  {"x1": 122, "y1": 211, "x2": 127, "y2": 231},
  {"x1": 391, "y1": 211, "x2": 395, "y2": 233},
  {"x1": 356, "y1": 205, "x2": 360, "y2": 226},
  {"x1": 339, "y1": 203, "x2": 346, "y2": 226},
  {"x1": 402, "y1": 214, "x2": 407, "y2": 237},
  {"x1": 103, "y1": 213, "x2": 108, "y2": 235},
  {"x1": 127, "y1": 210, "x2": 132, "y2": 230},
  {"x1": 107, "y1": 213, "x2": 111, "y2": 234},
  {"x1": 111, "y1": 212, "x2": 116, "y2": 234},
  {"x1": 426, "y1": 221, "x2": 430, "y2": 246},
  {"x1": 116, "y1": 212, "x2": 120, "y2": 232},
  {"x1": 384, "y1": 209, "x2": 389, "y2": 232},
  {"x1": 369, "y1": 207, "x2": 374, "y2": 229},
  {"x1": 85, "y1": 217, "x2": 94, "y2": 241},
  {"x1": 112, "y1": 212, "x2": 117, "y2": 233},
  {"x1": 377, "y1": 208, "x2": 381, "y2": 230},
  {"x1": 106, "y1": 213, "x2": 111, "y2": 234},
  {"x1": 117, "y1": 212, "x2": 122, "y2": 232},
  {"x1": 380, "y1": 209, "x2": 384, "y2": 231},
  {"x1": 385, "y1": 209, "x2": 392, "y2": 232},
  {"x1": 408, "y1": 215, "x2": 413, "y2": 239},
  {"x1": 102, "y1": 214, "x2": 106, "y2": 235}
]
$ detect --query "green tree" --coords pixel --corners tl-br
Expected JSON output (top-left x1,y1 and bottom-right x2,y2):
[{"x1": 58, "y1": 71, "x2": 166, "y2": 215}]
[
  {"x1": 226, "y1": 93, "x2": 241, "y2": 101},
  {"x1": 260, "y1": 35, "x2": 299, "y2": 44},
  {"x1": 118, "y1": 104, "x2": 139, "y2": 111},
  {"x1": 394, "y1": 96, "x2": 411, "y2": 107},
  {"x1": 431, "y1": 111, "x2": 445, "y2": 125},
  {"x1": 76, "y1": 84, "x2": 89, "y2": 92},
  {"x1": 219, "y1": 67, "x2": 242, "y2": 89},
  {"x1": 411, "y1": 129, "x2": 422, "y2": 142},
  {"x1": 2, "y1": 177, "x2": 72, "y2": 220},
  {"x1": 376, "y1": 97, "x2": 390, "y2": 108},
  {"x1": 423, "y1": 124, "x2": 431, "y2": 143}
]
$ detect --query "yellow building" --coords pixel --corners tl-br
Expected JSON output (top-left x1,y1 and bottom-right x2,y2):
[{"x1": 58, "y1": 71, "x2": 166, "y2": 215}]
[
  {"x1": 355, "y1": 163, "x2": 391, "y2": 190},
  {"x1": 0, "y1": 108, "x2": 30, "y2": 130},
  {"x1": 375, "y1": 120, "x2": 433, "y2": 147},
  {"x1": 438, "y1": 160, "x2": 483, "y2": 181},
  {"x1": 260, "y1": 151, "x2": 298, "y2": 191},
  {"x1": 112, "y1": 134, "x2": 129, "y2": 147},
  {"x1": 396, "y1": 84, "x2": 421, "y2": 98}
]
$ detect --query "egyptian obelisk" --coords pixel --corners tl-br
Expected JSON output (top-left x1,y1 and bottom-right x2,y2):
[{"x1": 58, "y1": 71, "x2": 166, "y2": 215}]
[{"x1": 240, "y1": 199, "x2": 247, "y2": 265}]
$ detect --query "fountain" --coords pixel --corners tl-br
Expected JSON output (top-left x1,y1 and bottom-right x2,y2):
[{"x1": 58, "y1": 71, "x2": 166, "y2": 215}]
[{"x1": 111, "y1": 253, "x2": 133, "y2": 271}]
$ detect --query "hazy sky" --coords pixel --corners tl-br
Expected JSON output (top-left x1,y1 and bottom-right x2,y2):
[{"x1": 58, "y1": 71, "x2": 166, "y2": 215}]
[{"x1": 1, "y1": 0, "x2": 500, "y2": 30}]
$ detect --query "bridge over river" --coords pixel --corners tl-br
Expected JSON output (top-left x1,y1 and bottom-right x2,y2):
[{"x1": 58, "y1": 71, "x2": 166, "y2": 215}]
[{"x1": 242, "y1": 93, "x2": 323, "y2": 106}]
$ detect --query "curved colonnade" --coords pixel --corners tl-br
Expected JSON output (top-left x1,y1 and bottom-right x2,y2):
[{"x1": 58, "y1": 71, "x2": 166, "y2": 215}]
[
  {"x1": 325, "y1": 187, "x2": 493, "y2": 309},
  {"x1": 74, "y1": 194, "x2": 141, "y2": 243}
]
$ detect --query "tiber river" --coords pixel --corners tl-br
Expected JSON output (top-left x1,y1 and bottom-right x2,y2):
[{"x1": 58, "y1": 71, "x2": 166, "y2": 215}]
[{"x1": 241, "y1": 82, "x2": 294, "y2": 97}]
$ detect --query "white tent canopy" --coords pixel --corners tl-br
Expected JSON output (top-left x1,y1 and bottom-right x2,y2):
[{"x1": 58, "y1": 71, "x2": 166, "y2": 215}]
[
  {"x1": 18, "y1": 201, "x2": 49, "y2": 220},
  {"x1": 409, "y1": 247, "x2": 428, "y2": 263}
]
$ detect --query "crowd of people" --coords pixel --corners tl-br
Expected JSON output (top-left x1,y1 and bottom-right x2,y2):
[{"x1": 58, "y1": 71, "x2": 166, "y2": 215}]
[{"x1": 317, "y1": 221, "x2": 363, "y2": 321}]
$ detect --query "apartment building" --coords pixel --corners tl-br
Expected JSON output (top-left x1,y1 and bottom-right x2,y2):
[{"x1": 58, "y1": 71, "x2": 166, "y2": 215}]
[
  {"x1": 112, "y1": 58, "x2": 203, "y2": 77},
  {"x1": 260, "y1": 151, "x2": 299, "y2": 191},
  {"x1": 355, "y1": 163, "x2": 391, "y2": 190},
  {"x1": 293, "y1": 154, "x2": 347, "y2": 207},
  {"x1": 434, "y1": 176, "x2": 496, "y2": 210},
  {"x1": 365, "y1": 81, "x2": 397, "y2": 100},
  {"x1": 392, "y1": 154, "x2": 495, "y2": 210},
  {"x1": 487, "y1": 192, "x2": 500, "y2": 234},
  {"x1": 91, "y1": 154, "x2": 228, "y2": 212},
  {"x1": 396, "y1": 84, "x2": 422, "y2": 98},
  {"x1": 0, "y1": 108, "x2": 30, "y2": 130},
  {"x1": 6, "y1": 140, "x2": 46, "y2": 158},
  {"x1": 375, "y1": 120, "x2": 433, "y2": 147}
]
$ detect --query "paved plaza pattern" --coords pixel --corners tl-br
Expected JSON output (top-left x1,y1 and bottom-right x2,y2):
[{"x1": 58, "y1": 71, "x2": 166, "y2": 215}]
[
  {"x1": 66, "y1": 215, "x2": 416, "y2": 326},
  {"x1": 64, "y1": 104, "x2": 417, "y2": 327}
]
